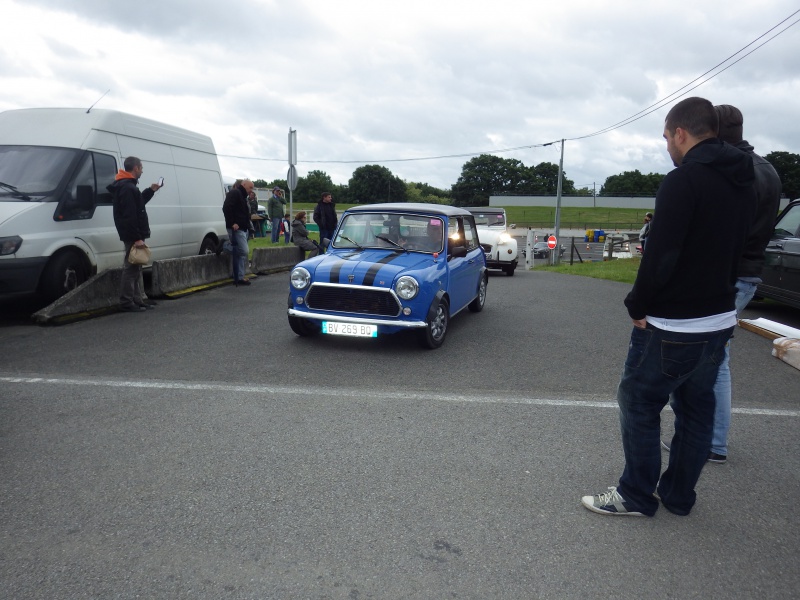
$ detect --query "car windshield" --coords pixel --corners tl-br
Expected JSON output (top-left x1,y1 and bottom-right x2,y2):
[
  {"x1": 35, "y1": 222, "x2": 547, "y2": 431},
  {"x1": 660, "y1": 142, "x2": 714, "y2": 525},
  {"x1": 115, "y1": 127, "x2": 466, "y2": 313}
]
[
  {"x1": 471, "y1": 212, "x2": 506, "y2": 228},
  {"x1": 0, "y1": 145, "x2": 80, "y2": 201},
  {"x1": 334, "y1": 212, "x2": 444, "y2": 253},
  {"x1": 773, "y1": 204, "x2": 800, "y2": 238}
]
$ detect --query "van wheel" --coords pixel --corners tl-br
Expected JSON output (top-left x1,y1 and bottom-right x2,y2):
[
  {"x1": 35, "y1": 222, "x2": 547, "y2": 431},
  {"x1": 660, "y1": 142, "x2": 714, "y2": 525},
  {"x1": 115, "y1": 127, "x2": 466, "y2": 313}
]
[
  {"x1": 199, "y1": 236, "x2": 218, "y2": 255},
  {"x1": 419, "y1": 299, "x2": 449, "y2": 349},
  {"x1": 289, "y1": 315, "x2": 320, "y2": 337},
  {"x1": 40, "y1": 250, "x2": 88, "y2": 302}
]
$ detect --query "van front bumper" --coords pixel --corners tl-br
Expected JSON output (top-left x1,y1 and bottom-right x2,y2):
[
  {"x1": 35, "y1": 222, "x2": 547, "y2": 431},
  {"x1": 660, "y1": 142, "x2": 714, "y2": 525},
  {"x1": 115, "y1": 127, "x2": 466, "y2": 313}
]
[{"x1": 0, "y1": 257, "x2": 48, "y2": 299}]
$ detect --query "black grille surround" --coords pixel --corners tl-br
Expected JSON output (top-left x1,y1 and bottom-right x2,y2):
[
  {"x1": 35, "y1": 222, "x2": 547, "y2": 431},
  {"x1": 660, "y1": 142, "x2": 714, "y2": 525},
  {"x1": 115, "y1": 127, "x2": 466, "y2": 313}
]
[{"x1": 305, "y1": 283, "x2": 402, "y2": 317}]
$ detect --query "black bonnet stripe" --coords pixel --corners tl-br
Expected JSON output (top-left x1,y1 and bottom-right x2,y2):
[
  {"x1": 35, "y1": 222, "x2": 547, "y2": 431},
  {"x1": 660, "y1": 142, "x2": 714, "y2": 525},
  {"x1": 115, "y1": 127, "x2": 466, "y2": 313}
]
[{"x1": 362, "y1": 252, "x2": 404, "y2": 286}]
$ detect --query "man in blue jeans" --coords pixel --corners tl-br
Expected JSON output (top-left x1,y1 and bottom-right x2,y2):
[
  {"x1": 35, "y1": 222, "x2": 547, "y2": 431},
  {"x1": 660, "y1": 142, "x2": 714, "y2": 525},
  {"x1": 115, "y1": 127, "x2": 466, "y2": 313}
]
[
  {"x1": 582, "y1": 97, "x2": 756, "y2": 517},
  {"x1": 707, "y1": 105, "x2": 783, "y2": 464},
  {"x1": 222, "y1": 179, "x2": 254, "y2": 286}
]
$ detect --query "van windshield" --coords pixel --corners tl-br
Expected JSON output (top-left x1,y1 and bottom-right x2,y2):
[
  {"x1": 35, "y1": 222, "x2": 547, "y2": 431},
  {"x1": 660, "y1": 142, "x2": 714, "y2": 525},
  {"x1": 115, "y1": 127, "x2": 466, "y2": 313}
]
[{"x1": 0, "y1": 145, "x2": 80, "y2": 201}]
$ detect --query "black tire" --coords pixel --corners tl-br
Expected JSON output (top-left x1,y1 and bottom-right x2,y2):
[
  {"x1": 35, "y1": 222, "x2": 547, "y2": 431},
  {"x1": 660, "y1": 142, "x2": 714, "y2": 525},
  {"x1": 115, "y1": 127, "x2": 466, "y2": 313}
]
[
  {"x1": 289, "y1": 315, "x2": 320, "y2": 337},
  {"x1": 419, "y1": 299, "x2": 449, "y2": 349},
  {"x1": 40, "y1": 250, "x2": 88, "y2": 302},
  {"x1": 469, "y1": 275, "x2": 488, "y2": 312},
  {"x1": 199, "y1": 236, "x2": 218, "y2": 255},
  {"x1": 503, "y1": 263, "x2": 516, "y2": 276}
]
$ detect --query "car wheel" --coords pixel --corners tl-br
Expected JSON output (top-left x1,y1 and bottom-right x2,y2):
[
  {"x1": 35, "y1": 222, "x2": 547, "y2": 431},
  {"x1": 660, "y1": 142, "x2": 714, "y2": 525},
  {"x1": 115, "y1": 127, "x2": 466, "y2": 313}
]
[
  {"x1": 40, "y1": 250, "x2": 88, "y2": 302},
  {"x1": 503, "y1": 263, "x2": 515, "y2": 276},
  {"x1": 288, "y1": 315, "x2": 320, "y2": 337},
  {"x1": 419, "y1": 299, "x2": 449, "y2": 349},
  {"x1": 469, "y1": 275, "x2": 487, "y2": 312},
  {"x1": 199, "y1": 235, "x2": 218, "y2": 255}
]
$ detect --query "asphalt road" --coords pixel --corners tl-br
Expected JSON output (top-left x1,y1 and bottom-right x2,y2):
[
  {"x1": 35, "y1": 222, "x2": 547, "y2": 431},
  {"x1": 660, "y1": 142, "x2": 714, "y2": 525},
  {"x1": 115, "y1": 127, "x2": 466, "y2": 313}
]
[{"x1": 1, "y1": 268, "x2": 798, "y2": 599}]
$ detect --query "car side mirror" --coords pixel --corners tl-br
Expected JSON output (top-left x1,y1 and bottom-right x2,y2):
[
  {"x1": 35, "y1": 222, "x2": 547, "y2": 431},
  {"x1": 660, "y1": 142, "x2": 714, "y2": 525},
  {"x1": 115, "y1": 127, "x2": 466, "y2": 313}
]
[{"x1": 450, "y1": 245, "x2": 468, "y2": 258}]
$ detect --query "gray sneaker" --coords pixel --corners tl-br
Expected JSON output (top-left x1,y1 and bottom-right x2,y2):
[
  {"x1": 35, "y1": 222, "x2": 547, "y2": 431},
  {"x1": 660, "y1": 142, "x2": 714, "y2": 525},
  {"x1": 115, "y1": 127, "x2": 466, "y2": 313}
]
[{"x1": 581, "y1": 486, "x2": 645, "y2": 517}]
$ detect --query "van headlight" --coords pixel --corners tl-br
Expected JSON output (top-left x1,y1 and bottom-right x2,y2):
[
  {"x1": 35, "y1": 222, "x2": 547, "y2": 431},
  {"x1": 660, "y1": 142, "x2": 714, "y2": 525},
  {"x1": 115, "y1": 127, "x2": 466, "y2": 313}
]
[
  {"x1": 499, "y1": 233, "x2": 512, "y2": 244},
  {"x1": 290, "y1": 267, "x2": 311, "y2": 289},
  {"x1": 0, "y1": 236, "x2": 23, "y2": 255},
  {"x1": 395, "y1": 276, "x2": 419, "y2": 300}
]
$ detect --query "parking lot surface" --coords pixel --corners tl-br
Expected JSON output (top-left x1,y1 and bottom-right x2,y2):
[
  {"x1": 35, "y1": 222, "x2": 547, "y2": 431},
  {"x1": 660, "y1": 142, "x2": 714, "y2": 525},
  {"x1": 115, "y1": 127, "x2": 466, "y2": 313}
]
[{"x1": 1, "y1": 268, "x2": 798, "y2": 599}]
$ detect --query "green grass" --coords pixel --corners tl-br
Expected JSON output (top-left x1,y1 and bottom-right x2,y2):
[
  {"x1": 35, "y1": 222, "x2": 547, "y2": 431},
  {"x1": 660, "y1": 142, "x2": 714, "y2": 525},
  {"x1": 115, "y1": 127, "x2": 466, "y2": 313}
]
[
  {"x1": 503, "y1": 206, "x2": 652, "y2": 230},
  {"x1": 535, "y1": 256, "x2": 641, "y2": 284}
]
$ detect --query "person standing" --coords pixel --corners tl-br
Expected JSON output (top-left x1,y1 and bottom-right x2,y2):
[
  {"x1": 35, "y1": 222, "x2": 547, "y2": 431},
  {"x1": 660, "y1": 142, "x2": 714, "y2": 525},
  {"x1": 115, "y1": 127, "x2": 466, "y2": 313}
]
[
  {"x1": 581, "y1": 97, "x2": 755, "y2": 517},
  {"x1": 313, "y1": 192, "x2": 338, "y2": 249},
  {"x1": 281, "y1": 212, "x2": 291, "y2": 243},
  {"x1": 639, "y1": 212, "x2": 653, "y2": 252},
  {"x1": 267, "y1": 186, "x2": 287, "y2": 243},
  {"x1": 704, "y1": 104, "x2": 783, "y2": 463},
  {"x1": 109, "y1": 156, "x2": 163, "y2": 312},
  {"x1": 223, "y1": 178, "x2": 254, "y2": 286}
]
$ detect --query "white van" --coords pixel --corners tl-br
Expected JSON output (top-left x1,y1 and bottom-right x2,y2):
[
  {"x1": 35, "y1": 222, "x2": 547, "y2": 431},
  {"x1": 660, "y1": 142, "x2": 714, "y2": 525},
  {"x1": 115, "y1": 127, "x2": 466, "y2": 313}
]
[{"x1": 0, "y1": 108, "x2": 227, "y2": 301}]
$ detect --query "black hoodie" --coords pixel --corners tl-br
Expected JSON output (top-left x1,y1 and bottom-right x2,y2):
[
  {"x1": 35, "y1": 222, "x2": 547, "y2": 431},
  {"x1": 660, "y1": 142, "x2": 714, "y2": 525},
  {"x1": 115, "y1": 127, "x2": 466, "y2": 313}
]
[{"x1": 624, "y1": 138, "x2": 756, "y2": 321}]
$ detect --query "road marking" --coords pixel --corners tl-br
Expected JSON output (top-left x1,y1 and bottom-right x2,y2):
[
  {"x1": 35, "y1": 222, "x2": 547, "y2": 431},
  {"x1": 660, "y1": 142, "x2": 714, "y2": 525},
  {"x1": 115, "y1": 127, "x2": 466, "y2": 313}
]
[{"x1": 2, "y1": 375, "x2": 799, "y2": 417}]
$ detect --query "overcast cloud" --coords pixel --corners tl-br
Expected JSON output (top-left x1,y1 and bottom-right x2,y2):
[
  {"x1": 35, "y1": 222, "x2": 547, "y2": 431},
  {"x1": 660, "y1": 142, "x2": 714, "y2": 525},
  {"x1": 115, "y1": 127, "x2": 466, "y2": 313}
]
[{"x1": 1, "y1": 0, "x2": 798, "y2": 192}]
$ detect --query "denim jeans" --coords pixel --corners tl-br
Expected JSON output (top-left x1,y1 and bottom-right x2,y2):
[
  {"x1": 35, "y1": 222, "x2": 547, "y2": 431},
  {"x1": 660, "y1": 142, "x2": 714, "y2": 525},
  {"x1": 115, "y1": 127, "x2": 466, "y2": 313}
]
[
  {"x1": 617, "y1": 324, "x2": 733, "y2": 516},
  {"x1": 119, "y1": 241, "x2": 144, "y2": 307},
  {"x1": 228, "y1": 228, "x2": 248, "y2": 282},
  {"x1": 711, "y1": 279, "x2": 758, "y2": 456},
  {"x1": 271, "y1": 217, "x2": 282, "y2": 243}
]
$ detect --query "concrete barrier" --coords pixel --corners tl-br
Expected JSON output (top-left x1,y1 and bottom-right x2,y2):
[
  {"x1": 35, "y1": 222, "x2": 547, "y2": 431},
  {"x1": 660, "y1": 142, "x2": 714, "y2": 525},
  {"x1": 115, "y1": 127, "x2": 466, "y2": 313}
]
[{"x1": 32, "y1": 247, "x2": 308, "y2": 324}]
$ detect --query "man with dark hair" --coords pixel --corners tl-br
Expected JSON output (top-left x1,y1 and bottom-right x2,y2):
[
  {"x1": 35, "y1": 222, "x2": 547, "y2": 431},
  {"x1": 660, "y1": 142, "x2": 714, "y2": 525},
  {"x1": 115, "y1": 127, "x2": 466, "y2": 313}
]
[
  {"x1": 223, "y1": 178, "x2": 254, "y2": 286},
  {"x1": 582, "y1": 97, "x2": 755, "y2": 517},
  {"x1": 109, "y1": 156, "x2": 163, "y2": 312},
  {"x1": 313, "y1": 192, "x2": 338, "y2": 251},
  {"x1": 703, "y1": 104, "x2": 783, "y2": 463}
]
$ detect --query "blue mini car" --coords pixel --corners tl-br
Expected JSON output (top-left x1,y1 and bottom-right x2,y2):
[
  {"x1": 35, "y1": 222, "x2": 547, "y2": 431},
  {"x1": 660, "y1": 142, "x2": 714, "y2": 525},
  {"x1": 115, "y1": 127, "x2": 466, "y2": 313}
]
[{"x1": 288, "y1": 203, "x2": 488, "y2": 348}]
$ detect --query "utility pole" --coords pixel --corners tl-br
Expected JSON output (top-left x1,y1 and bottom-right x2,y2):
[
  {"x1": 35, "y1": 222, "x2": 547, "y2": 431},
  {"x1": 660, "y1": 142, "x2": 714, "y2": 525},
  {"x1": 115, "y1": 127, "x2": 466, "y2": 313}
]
[{"x1": 553, "y1": 139, "x2": 565, "y2": 265}]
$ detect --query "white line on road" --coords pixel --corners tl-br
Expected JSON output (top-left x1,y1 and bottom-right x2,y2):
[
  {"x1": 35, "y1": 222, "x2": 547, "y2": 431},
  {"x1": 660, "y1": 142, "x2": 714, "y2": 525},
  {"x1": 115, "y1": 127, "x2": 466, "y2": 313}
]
[{"x1": 2, "y1": 375, "x2": 799, "y2": 417}]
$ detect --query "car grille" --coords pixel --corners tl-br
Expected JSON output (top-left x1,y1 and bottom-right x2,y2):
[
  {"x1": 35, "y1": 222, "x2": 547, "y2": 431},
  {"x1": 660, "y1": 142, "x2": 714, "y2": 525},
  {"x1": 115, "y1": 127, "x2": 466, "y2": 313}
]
[{"x1": 306, "y1": 284, "x2": 401, "y2": 317}]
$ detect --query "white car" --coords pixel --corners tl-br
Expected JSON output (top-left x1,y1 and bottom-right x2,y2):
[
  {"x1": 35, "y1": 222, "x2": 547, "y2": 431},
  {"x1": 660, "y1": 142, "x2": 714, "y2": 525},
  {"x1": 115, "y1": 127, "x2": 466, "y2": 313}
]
[{"x1": 464, "y1": 207, "x2": 518, "y2": 276}]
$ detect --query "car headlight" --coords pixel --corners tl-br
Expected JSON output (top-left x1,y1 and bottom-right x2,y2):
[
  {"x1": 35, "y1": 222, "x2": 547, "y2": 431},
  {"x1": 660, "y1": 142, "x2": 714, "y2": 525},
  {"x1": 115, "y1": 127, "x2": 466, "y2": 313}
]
[
  {"x1": 0, "y1": 236, "x2": 23, "y2": 255},
  {"x1": 290, "y1": 267, "x2": 311, "y2": 289},
  {"x1": 395, "y1": 276, "x2": 419, "y2": 300},
  {"x1": 499, "y1": 233, "x2": 512, "y2": 244}
]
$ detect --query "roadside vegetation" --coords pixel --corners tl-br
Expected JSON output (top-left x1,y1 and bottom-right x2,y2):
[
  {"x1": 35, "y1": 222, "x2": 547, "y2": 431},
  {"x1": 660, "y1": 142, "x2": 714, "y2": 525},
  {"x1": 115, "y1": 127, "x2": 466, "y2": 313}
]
[{"x1": 535, "y1": 255, "x2": 641, "y2": 284}]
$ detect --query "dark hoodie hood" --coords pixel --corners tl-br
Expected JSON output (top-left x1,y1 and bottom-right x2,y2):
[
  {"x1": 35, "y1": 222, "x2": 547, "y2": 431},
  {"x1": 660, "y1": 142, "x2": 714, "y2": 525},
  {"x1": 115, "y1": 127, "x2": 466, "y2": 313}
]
[{"x1": 682, "y1": 137, "x2": 755, "y2": 189}]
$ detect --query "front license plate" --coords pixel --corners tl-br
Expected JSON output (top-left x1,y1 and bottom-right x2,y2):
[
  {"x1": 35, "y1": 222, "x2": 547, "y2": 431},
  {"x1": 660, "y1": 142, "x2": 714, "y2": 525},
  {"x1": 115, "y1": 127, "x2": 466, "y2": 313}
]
[{"x1": 322, "y1": 321, "x2": 378, "y2": 338}]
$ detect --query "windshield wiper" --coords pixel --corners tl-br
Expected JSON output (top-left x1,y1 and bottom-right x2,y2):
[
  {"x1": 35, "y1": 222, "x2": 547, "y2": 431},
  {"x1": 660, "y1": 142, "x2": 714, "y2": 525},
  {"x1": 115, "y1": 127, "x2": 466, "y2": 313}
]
[
  {"x1": 0, "y1": 181, "x2": 32, "y2": 200},
  {"x1": 375, "y1": 234, "x2": 408, "y2": 252},
  {"x1": 339, "y1": 235, "x2": 364, "y2": 250}
]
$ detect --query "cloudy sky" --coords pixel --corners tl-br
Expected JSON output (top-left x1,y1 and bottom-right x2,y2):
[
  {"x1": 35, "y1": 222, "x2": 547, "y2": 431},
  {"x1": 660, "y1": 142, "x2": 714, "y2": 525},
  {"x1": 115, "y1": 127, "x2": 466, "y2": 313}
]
[{"x1": 1, "y1": 0, "x2": 798, "y2": 193}]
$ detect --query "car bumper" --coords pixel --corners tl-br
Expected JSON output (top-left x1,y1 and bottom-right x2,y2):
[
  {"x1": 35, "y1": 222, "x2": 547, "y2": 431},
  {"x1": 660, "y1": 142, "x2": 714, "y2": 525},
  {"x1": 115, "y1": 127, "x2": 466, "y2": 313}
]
[
  {"x1": 288, "y1": 308, "x2": 427, "y2": 329},
  {"x1": 0, "y1": 256, "x2": 48, "y2": 299}
]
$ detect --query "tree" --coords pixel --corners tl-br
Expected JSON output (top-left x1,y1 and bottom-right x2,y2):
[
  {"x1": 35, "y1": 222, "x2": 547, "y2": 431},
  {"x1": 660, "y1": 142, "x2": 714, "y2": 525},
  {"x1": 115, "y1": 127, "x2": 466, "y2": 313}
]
[
  {"x1": 764, "y1": 151, "x2": 800, "y2": 200},
  {"x1": 348, "y1": 165, "x2": 407, "y2": 204},
  {"x1": 600, "y1": 170, "x2": 665, "y2": 196},
  {"x1": 295, "y1": 169, "x2": 334, "y2": 204},
  {"x1": 406, "y1": 182, "x2": 450, "y2": 205},
  {"x1": 451, "y1": 155, "x2": 526, "y2": 206},
  {"x1": 252, "y1": 179, "x2": 269, "y2": 188},
  {"x1": 520, "y1": 162, "x2": 577, "y2": 195}
]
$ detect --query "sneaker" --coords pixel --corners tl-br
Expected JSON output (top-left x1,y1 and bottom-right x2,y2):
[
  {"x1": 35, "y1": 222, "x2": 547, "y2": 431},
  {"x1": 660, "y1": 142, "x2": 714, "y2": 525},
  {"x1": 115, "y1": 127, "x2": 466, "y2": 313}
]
[
  {"x1": 581, "y1": 486, "x2": 645, "y2": 517},
  {"x1": 708, "y1": 452, "x2": 727, "y2": 464},
  {"x1": 661, "y1": 440, "x2": 671, "y2": 452},
  {"x1": 136, "y1": 303, "x2": 155, "y2": 310}
]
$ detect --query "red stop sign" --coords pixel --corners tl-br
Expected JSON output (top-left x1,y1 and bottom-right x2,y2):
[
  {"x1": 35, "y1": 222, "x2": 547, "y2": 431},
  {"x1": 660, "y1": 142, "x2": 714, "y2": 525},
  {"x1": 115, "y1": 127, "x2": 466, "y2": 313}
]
[{"x1": 547, "y1": 235, "x2": 557, "y2": 249}]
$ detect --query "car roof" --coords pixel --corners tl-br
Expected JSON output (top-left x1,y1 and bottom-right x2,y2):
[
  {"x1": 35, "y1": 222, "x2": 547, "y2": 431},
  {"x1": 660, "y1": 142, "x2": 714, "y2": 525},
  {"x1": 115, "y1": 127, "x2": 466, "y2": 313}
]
[
  {"x1": 462, "y1": 206, "x2": 505, "y2": 214},
  {"x1": 344, "y1": 203, "x2": 474, "y2": 218}
]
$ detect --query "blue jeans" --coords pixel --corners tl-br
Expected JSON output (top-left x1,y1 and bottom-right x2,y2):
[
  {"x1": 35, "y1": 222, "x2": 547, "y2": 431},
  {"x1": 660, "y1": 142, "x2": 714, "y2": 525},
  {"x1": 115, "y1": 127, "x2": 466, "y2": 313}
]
[
  {"x1": 711, "y1": 279, "x2": 758, "y2": 456},
  {"x1": 228, "y1": 228, "x2": 248, "y2": 282},
  {"x1": 617, "y1": 324, "x2": 733, "y2": 516},
  {"x1": 271, "y1": 217, "x2": 282, "y2": 243}
]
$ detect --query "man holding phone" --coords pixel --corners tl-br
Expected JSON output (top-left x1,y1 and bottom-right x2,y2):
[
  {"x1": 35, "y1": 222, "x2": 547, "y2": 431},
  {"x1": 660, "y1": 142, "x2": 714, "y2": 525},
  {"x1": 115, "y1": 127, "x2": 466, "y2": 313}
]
[{"x1": 109, "y1": 156, "x2": 164, "y2": 312}]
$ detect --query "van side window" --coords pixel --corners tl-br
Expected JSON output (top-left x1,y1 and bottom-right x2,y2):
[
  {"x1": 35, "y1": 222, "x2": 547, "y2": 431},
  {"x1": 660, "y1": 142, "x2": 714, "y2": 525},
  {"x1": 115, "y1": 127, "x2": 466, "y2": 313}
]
[{"x1": 54, "y1": 152, "x2": 117, "y2": 221}]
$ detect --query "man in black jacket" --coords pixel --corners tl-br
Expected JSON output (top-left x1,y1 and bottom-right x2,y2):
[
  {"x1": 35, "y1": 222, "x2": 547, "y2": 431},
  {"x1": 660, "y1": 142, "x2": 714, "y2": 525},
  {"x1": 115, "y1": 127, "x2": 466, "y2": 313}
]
[
  {"x1": 582, "y1": 97, "x2": 756, "y2": 518},
  {"x1": 707, "y1": 105, "x2": 783, "y2": 463},
  {"x1": 222, "y1": 179, "x2": 254, "y2": 286},
  {"x1": 109, "y1": 156, "x2": 162, "y2": 312},
  {"x1": 313, "y1": 192, "x2": 338, "y2": 250}
]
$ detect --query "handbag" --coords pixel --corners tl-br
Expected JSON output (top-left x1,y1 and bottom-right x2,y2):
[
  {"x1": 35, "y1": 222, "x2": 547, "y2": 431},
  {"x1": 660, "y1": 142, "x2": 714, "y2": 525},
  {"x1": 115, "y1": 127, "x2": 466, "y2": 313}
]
[{"x1": 128, "y1": 244, "x2": 152, "y2": 265}]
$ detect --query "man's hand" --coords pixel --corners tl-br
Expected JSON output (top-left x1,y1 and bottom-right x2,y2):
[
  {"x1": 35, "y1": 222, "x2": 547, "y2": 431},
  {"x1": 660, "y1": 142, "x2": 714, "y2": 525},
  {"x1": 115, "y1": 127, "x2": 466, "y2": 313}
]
[
  {"x1": 632, "y1": 318, "x2": 647, "y2": 329},
  {"x1": 232, "y1": 224, "x2": 239, "y2": 231},
  {"x1": 134, "y1": 240, "x2": 146, "y2": 248}
]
